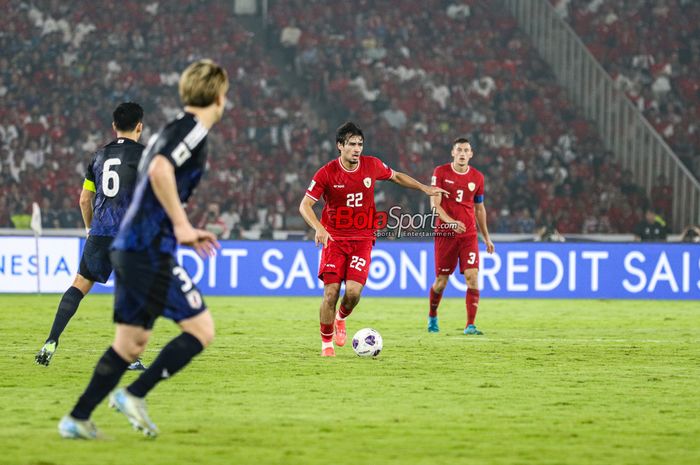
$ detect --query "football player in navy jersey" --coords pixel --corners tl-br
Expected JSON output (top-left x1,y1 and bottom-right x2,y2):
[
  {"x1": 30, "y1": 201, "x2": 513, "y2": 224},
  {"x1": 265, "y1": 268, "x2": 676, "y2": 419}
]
[
  {"x1": 59, "y1": 60, "x2": 228, "y2": 439},
  {"x1": 36, "y1": 102, "x2": 147, "y2": 370}
]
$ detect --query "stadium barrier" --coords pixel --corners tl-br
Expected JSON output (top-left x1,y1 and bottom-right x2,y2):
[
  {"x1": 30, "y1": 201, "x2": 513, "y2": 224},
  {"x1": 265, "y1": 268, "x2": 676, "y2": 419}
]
[{"x1": 1, "y1": 237, "x2": 698, "y2": 300}]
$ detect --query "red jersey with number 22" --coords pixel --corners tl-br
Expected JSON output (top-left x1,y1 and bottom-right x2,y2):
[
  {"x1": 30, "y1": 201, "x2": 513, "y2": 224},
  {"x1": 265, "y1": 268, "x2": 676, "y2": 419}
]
[
  {"x1": 306, "y1": 156, "x2": 394, "y2": 240},
  {"x1": 431, "y1": 163, "x2": 484, "y2": 237}
]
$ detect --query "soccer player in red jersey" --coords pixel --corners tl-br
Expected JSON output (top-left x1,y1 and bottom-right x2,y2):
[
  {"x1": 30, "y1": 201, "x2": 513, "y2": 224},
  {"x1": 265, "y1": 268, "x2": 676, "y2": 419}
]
[
  {"x1": 428, "y1": 138, "x2": 494, "y2": 335},
  {"x1": 300, "y1": 122, "x2": 448, "y2": 356}
]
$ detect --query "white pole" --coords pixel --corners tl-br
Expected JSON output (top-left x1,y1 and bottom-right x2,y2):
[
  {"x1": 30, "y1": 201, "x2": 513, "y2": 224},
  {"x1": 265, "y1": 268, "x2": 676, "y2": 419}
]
[
  {"x1": 31, "y1": 202, "x2": 43, "y2": 294},
  {"x1": 35, "y1": 234, "x2": 41, "y2": 294}
]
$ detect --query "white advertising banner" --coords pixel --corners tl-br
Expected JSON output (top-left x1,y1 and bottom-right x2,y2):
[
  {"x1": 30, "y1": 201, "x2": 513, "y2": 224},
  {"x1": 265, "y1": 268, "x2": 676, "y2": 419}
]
[{"x1": 0, "y1": 237, "x2": 79, "y2": 292}]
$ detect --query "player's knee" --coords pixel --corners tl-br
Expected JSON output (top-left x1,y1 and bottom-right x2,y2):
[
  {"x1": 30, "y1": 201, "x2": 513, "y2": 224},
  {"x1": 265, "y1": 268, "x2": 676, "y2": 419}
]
[
  {"x1": 465, "y1": 272, "x2": 478, "y2": 289},
  {"x1": 133, "y1": 340, "x2": 148, "y2": 356},
  {"x1": 72, "y1": 275, "x2": 93, "y2": 294},
  {"x1": 113, "y1": 327, "x2": 150, "y2": 362},
  {"x1": 181, "y1": 311, "x2": 215, "y2": 347},
  {"x1": 344, "y1": 289, "x2": 361, "y2": 306},
  {"x1": 192, "y1": 327, "x2": 215, "y2": 348},
  {"x1": 114, "y1": 340, "x2": 144, "y2": 363},
  {"x1": 323, "y1": 293, "x2": 339, "y2": 308},
  {"x1": 345, "y1": 280, "x2": 364, "y2": 302},
  {"x1": 433, "y1": 276, "x2": 448, "y2": 293},
  {"x1": 323, "y1": 284, "x2": 341, "y2": 306},
  {"x1": 202, "y1": 319, "x2": 215, "y2": 347},
  {"x1": 205, "y1": 329, "x2": 215, "y2": 347}
]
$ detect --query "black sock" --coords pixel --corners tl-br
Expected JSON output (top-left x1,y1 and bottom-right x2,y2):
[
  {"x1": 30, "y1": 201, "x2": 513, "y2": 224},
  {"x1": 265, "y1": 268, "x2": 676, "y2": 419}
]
[
  {"x1": 71, "y1": 347, "x2": 129, "y2": 420},
  {"x1": 127, "y1": 332, "x2": 203, "y2": 398},
  {"x1": 47, "y1": 286, "x2": 85, "y2": 344}
]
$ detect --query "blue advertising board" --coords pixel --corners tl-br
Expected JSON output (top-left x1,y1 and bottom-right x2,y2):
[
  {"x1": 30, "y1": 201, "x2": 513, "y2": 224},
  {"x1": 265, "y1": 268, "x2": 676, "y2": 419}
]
[{"x1": 1, "y1": 238, "x2": 698, "y2": 299}]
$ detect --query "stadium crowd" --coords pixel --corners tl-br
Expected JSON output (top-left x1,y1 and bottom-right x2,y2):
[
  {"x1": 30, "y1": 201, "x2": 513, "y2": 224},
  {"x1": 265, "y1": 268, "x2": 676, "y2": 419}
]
[
  {"x1": 552, "y1": 0, "x2": 700, "y2": 178},
  {"x1": 269, "y1": 0, "x2": 668, "y2": 233},
  {"x1": 0, "y1": 0, "x2": 676, "y2": 235},
  {"x1": 0, "y1": 1, "x2": 325, "y2": 236}
]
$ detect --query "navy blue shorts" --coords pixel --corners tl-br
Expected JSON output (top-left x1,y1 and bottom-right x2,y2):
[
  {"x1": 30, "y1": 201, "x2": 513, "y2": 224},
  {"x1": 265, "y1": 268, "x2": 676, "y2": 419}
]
[
  {"x1": 109, "y1": 250, "x2": 207, "y2": 330},
  {"x1": 78, "y1": 235, "x2": 114, "y2": 283}
]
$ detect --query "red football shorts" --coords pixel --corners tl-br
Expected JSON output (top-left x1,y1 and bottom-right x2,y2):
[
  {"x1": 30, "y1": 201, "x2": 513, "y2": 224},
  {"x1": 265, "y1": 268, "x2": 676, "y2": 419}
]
[
  {"x1": 434, "y1": 234, "x2": 479, "y2": 276},
  {"x1": 318, "y1": 239, "x2": 374, "y2": 285}
]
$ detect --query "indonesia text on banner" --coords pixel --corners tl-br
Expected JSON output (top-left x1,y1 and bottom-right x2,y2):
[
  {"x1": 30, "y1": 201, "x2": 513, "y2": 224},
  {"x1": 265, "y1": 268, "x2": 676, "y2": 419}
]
[{"x1": 0, "y1": 237, "x2": 80, "y2": 292}]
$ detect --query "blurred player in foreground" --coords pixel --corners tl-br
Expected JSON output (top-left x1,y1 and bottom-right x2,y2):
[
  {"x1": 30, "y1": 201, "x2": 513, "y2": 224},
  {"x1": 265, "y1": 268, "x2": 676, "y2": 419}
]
[
  {"x1": 428, "y1": 138, "x2": 494, "y2": 334},
  {"x1": 59, "y1": 59, "x2": 228, "y2": 439},
  {"x1": 300, "y1": 122, "x2": 448, "y2": 357},
  {"x1": 36, "y1": 102, "x2": 146, "y2": 371}
]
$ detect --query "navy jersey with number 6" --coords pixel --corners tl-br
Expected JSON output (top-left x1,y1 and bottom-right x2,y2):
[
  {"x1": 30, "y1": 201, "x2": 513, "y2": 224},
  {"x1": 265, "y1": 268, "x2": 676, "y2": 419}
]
[
  {"x1": 84, "y1": 138, "x2": 144, "y2": 237},
  {"x1": 111, "y1": 112, "x2": 209, "y2": 254}
]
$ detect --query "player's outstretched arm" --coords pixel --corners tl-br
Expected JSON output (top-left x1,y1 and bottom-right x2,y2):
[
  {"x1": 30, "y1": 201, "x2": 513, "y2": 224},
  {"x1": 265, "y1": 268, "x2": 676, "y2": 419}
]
[
  {"x1": 149, "y1": 155, "x2": 220, "y2": 258},
  {"x1": 475, "y1": 203, "x2": 494, "y2": 253},
  {"x1": 299, "y1": 196, "x2": 332, "y2": 247},
  {"x1": 79, "y1": 188, "x2": 95, "y2": 234},
  {"x1": 391, "y1": 171, "x2": 449, "y2": 197}
]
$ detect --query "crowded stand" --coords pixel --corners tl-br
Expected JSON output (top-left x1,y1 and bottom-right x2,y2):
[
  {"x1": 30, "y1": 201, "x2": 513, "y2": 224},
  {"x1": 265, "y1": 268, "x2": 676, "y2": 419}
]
[
  {"x1": 269, "y1": 0, "x2": 659, "y2": 233},
  {"x1": 1, "y1": 0, "x2": 663, "y2": 235},
  {"x1": 552, "y1": 0, "x2": 700, "y2": 179},
  {"x1": 0, "y1": 1, "x2": 324, "y2": 236}
]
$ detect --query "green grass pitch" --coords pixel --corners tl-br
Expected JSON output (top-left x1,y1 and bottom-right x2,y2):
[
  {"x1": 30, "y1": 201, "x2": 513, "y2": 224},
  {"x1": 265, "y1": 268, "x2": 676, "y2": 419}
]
[{"x1": 0, "y1": 294, "x2": 698, "y2": 465}]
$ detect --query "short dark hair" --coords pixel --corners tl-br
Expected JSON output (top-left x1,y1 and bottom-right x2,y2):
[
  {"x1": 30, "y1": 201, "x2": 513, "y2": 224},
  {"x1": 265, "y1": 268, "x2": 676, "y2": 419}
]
[
  {"x1": 453, "y1": 137, "x2": 470, "y2": 147},
  {"x1": 336, "y1": 122, "x2": 364, "y2": 151},
  {"x1": 113, "y1": 102, "x2": 144, "y2": 131}
]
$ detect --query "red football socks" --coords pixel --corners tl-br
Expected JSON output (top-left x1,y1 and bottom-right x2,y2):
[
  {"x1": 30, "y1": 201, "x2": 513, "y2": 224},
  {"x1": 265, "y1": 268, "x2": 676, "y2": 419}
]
[
  {"x1": 337, "y1": 304, "x2": 353, "y2": 320},
  {"x1": 466, "y1": 288, "x2": 480, "y2": 325},
  {"x1": 320, "y1": 323, "x2": 334, "y2": 343},
  {"x1": 429, "y1": 287, "x2": 443, "y2": 317}
]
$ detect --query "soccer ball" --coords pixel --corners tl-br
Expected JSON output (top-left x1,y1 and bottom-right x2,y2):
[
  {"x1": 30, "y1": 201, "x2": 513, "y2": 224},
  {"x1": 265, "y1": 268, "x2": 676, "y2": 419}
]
[{"x1": 352, "y1": 328, "x2": 383, "y2": 357}]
